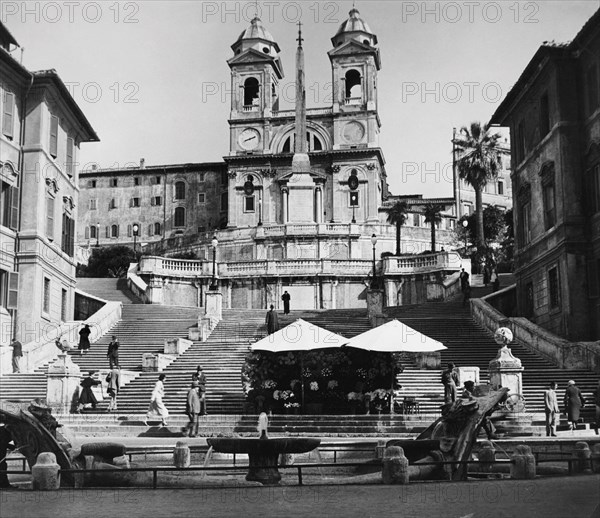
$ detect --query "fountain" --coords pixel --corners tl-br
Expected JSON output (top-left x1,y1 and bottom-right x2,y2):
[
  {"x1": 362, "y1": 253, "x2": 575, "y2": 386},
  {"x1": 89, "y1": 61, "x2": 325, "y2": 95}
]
[{"x1": 207, "y1": 412, "x2": 321, "y2": 485}]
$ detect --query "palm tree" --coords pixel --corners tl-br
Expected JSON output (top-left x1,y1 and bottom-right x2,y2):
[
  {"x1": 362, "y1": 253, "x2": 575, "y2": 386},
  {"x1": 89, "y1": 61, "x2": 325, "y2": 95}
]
[
  {"x1": 423, "y1": 203, "x2": 444, "y2": 253},
  {"x1": 386, "y1": 200, "x2": 409, "y2": 256},
  {"x1": 454, "y1": 122, "x2": 501, "y2": 248}
]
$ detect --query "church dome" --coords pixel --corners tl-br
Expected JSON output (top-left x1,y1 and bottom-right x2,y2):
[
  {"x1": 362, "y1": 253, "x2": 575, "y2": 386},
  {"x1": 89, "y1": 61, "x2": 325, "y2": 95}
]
[
  {"x1": 237, "y1": 17, "x2": 276, "y2": 44},
  {"x1": 233, "y1": 16, "x2": 280, "y2": 55},
  {"x1": 332, "y1": 8, "x2": 378, "y2": 46}
]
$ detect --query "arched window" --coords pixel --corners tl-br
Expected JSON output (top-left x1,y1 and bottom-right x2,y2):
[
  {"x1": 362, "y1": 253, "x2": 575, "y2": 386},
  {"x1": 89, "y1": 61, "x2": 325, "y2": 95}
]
[
  {"x1": 175, "y1": 181, "x2": 186, "y2": 200},
  {"x1": 344, "y1": 69, "x2": 362, "y2": 104},
  {"x1": 90, "y1": 225, "x2": 97, "y2": 239},
  {"x1": 111, "y1": 224, "x2": 119, "y2": 238},
  {"x1": 174, "y1": 207, "x2": 185, "y2": 227},
  {"x1": 244, "y1": 77, "x2": 260, "y2": 107},
  {"x1": 281, "y1": 131, "x2": 325, "y2": 153},
  {"x1": 154, "y1": 222, "x2": 162, "y2": 235}
]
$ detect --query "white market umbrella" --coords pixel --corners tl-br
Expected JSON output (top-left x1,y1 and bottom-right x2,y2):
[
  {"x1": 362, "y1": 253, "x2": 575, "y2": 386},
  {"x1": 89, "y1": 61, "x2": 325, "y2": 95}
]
[
  {"x1": 344, "y1": 319, "x2": 446, "y2": 353},
  {"x1": 251, "y1": 319, "x2": 348, "y2": 409},
  {"x1": 251, "y1": 319, "x2": 348, "y2": 352}
]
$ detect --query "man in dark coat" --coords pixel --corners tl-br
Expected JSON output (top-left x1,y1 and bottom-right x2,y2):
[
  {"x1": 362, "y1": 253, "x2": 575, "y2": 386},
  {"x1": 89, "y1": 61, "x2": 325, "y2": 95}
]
[
  {"x1": 564, "y1": 380, "x2": 585, "y2": 430},
  {"x1": 281, "y1": 291, "x2": 291, "y2": 315},
  {"x1": 459, "y1": 268, "x2": 469, "y2": 292},
  {"x1": 265, "y1": 305, "x2": 279, "y2": 335},
  {"x1": 78, "y1": 324, "x2": 92, "y2": 355},
  {"x1": 0, "y1": 426, "x2": 15, "y2": 488},
  {"x1": 107, "y1": 335, "x2": 120, "y2": 369},
  {"x1": 11, "y1": 338, "x2": 22, "y2": 373},
  {"x1": 77, "y1": 371, "x2": 100, "y2": 412}
]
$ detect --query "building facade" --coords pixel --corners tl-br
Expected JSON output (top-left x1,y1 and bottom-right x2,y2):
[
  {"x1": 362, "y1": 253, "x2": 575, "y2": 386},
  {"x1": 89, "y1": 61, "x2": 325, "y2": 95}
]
[
  {"x1": 0, "y1": 22, "x2": 98, "y2": 345},
  {"x1": 491, "y1": 8, "x2": 600, "y2": 340}
]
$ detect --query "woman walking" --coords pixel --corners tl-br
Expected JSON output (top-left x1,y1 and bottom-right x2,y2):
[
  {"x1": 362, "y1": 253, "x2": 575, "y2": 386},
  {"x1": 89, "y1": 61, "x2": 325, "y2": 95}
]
[
  {"x1": 78, "y1": 324, "x2": 92, "y2": 355},
  {"x1": 144, "y1": 374, "x2": 169, "y2": 426},
  {"x1": 77, "y1": 371, "x2": 100, "y2": 413},
  {"x1": 563, "y1": 380, "x2": 585, "y2": 431}
]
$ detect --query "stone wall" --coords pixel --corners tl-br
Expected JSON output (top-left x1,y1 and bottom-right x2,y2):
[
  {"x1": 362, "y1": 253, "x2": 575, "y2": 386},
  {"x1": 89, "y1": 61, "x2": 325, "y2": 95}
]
[{"x1": 471, "y1": 296, "x2": 600, "y2": 373}]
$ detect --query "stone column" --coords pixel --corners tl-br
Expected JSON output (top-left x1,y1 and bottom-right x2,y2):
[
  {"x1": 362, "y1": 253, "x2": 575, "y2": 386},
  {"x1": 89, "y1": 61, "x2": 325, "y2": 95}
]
[
  {"x1": 281, "y1": 187, "x2": 289, "y2": 224},
  {"x1": 46, "y1": 354, "x2": 81, "y2": 414},
  {"x1": 315, "y1": 187, "x2": 323, "y2": 224},
  {"x1": 488, "y1": 345, "x2": 523, "y2": 395}
]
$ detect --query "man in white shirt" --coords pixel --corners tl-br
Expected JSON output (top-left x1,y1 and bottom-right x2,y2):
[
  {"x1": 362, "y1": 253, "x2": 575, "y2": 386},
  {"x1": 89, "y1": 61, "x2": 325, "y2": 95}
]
[{"x1": 544, "y1": 381, "x2": 559, "y2": 437}]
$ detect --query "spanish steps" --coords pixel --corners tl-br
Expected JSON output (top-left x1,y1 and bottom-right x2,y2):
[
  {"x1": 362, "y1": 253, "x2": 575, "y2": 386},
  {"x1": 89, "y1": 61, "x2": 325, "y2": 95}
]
[{"x1": 1, "y1": 275, "x2": 598, "y2": 437}]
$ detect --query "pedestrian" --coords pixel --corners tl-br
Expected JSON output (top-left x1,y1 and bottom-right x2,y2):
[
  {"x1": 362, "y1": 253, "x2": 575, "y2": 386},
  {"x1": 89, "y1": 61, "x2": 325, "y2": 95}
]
[
  {"x1": 105, "y1": 368, "x2": 121, "y2": 412},
  {"x1": 492, "y1": 274, "x2": 500, "y2": 292},
  {"x1": 461, "y1": 381, "x2": 497, "y2": 439},
  {"x1": 563, "y1": 380, "x2": 585, "y2": 431},
  {"x1": 193, "y1": 365, "x2": 207, "y2": 416},
  {"x1": 441, "y1": 362, "x2": 459, "y2": 404},
  {"x1": 77, "y1": 371, "x2": 100, "y2": 413},
  {"x1": 462, "y1": 281, "x2": 471, "y2": 307},
  {"x1": 144, "y1": 373, "x2": 169, "y2": 426},
  {"x1": 0, "y1": 425, "x2": 15, "y2": 488},
  {"x1": 106, "y1": 335, "x2": 119, "y2": 369},
  {"x1": 10, "y1": 338, "x2": 22, "y2": 374},
  {"x1": 265, "y1": 304, "x2": 279, "y2": 335},
  {"x1": 459, "y1": 268, "x2": 469, "y2": 292},
  {"x1": 184, "y1": 381, "x2": 201, "y2": 437},
  {"x1": 593, "y1": 380, "x2": 600, "y2": 436},
  {"x1": 78, "y1": 324, "x2": 92, "y2": 355},
  {"x1": 282, "y1": 291, "x2": 291, "y2": 315},
  {"x1": 543, "y1": 381, "x2": 559, "y2": 437}
]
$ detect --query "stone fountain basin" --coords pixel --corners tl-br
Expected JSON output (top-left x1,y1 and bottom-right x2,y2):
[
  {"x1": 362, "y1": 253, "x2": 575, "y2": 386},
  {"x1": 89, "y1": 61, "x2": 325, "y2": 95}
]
[{"x1": 207, "y1": 437, "x2": 321, "y2": 485}]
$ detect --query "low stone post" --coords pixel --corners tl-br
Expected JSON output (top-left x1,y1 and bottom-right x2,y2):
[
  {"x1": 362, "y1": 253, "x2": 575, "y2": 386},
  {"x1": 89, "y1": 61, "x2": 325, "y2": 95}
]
[
  {"x1": 46, "y1": 354, "x2": 81, "y2": 413},
  {"x1": 478, "y1": 441, "x2": 496, "y2": 472},
  {"x1": 590, "y1": 444, "x2": 600, "y2": 474},
  {"x1": 382, "y1": 446, "x2": 409, "y2": 485},
  {"x1": 32, "y1": 452, "x2": 61, "y2": 490},
  {"x1": 571, "y1": 442, "x2": 592, "y2": 474},
  {"x1": 173, "y1": 441, "x2": 191, "y2": 468},
  {"x1": 375, "y1": 439, "x2": 387, "y2": 459},
  {"x1": 366, "y1": 289, "x2": 385, "y2": 328},
  {"x1": 510, "y1": 445, "x2": 536, "y2": 479}
]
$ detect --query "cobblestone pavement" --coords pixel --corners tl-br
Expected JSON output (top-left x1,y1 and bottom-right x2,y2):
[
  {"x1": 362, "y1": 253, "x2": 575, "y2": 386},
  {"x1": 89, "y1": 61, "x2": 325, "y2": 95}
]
[{"x1": 1, "y1": 475, "x2": 598, "y2": 518}]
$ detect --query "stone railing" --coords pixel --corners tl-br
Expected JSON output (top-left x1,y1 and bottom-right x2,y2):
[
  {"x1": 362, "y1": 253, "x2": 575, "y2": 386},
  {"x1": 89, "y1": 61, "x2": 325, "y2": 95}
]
[
  {"x1": 384, "y1": 251, "x2": 463, "y2": 274},
  {"x1": 272, "y1": 107, "x2": 333, "y2": 118},
  {"x1": 138, "y1": 256, "x2": 209, "y2": 277},
  {"x1": 0, "y1": 298, "x2": 122, "y2": 375},
  {"x1": 471, "y1": 296, "x2": 600, "y2": 373},
  {"x1": 127, "y1": 263, "x2": 150, "y2": 303}
]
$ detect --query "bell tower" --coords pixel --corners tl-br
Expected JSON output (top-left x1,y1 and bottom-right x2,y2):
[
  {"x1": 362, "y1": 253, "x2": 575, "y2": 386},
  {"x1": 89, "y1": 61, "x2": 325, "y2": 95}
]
[
  {"x1": 328, "y1": 8, "x2": 381, "y2": 150},
  {"x1": 227, "y1": 16, "x2": 284, "y2": 156}
]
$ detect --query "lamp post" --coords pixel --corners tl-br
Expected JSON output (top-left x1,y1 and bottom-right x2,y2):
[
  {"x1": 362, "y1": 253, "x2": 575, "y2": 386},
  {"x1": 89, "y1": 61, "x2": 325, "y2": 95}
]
[
  {"x1": 370, "y1": 233, "x2": 378, "y2": 288},
  {"x1": 210, "y1": 235, "x2": 218, "y2": 291},
  {"x1": 132, "y1": 223, "x2": 139, "y2": 253},
  {"x1": 96, "y1": 222, "x2": 100, "y2": 247},
  {"x1": 462, "y1": 219, "x2": 468, "y2": 251}
]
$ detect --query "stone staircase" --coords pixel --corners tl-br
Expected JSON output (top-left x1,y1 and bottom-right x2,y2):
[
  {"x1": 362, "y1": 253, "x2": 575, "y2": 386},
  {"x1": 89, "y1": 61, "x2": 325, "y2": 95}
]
[{"x1": 76, "y1": 278, "x2": 142, "y2": 304}]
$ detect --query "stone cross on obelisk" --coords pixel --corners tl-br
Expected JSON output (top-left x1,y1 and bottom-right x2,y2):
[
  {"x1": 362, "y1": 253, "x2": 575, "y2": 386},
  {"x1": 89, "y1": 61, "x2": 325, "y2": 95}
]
[{"x1": 292, "y1": 20, "x2": 310, "y2": 173}]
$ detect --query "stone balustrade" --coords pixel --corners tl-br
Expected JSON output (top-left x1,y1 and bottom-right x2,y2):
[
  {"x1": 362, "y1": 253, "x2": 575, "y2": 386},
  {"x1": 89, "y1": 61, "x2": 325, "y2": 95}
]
[{"x1": 384, "y1": 251, "x2": 462, "y2": 274}]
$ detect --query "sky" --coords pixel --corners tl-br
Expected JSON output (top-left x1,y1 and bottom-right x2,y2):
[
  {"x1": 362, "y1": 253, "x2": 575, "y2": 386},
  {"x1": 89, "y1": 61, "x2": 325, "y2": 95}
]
[{"x1": 4, "y1": 0, "x2": 599, "y2": 197}]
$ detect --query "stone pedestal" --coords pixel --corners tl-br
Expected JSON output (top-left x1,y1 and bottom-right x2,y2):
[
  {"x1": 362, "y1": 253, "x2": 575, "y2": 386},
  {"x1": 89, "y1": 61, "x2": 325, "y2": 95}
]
[
  {"x1": 382, "y1": 446, "x2": 409, "y2": 485},
  {"x1": 510, "y1": 445, "x2": 536, "y2": 479},
  {"x1": 366, "y1": 288, "x2": 385, "y2": 327},
  {"x1": 46, "y1": 354, "x2": 81, "y2": 414},
  {"x1": 164, "y1": 338, "x2": 192, "y2": 355},
  {"x1": 205, "y1": 291, "x2": 222, "y2": 321},
  {"x1": 488, "y1": 345, "x2": 523, "y2": 395},
  {"x1": 477, "y1": 441, "x2": 496, "y2": 471},
  {"x1": 173, "y1": 441, "x2": 191, "y2": 468}
]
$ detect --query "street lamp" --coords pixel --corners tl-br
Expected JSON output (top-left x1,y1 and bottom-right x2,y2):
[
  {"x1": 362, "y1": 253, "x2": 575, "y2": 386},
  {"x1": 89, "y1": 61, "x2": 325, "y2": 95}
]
[
  {"x1": 462, "y1": 219, "x2": 469, "y2": 251},
  {"x1": 96, "y1": 222, "x2": 100, "y2": 247},
  {"x1": 210, "y1": 235, "x2": 218, "y2": 291},
  {"x1": 132, "y1": 223, "x2": 139, "y2": 253},
  {"x1": 370, "y1": 233, "x2": 378, "y2": 288}
]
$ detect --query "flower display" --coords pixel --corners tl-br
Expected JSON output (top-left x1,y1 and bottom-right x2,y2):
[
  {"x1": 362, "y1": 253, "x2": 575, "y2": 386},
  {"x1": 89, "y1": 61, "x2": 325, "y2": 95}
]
[
  {"x1": 347, "y1": 392, "x2": 363, "y2": 401},
  {"x1": 321, "y1": 367, "x2": 333, "y2": 377},
  {"x1": 262, "y1": 379, "x2": 277, "y2": 389},
  {"x1": 272, "y1": 390, "x2": 281, "y2": 400},
  {"x1": 310, "y1": 381, "x2": 319, "y2": 391},
  {"x1": 327, "y1": 380, "x2": 338, "y2": 390},
  {"x1": 284, "y1": 402, "x2": 300, "y2": 409}
]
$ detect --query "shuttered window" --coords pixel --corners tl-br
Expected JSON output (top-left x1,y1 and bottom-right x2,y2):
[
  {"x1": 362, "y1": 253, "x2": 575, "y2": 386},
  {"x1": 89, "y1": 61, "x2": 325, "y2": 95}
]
[
  {"x1": 66, "y1": 137, "x2": 74, "y2": 177},
  {"x1": 49, "y1": 115, "x2": 59, "y2": 158},
  {"x1": 2, "y1": 90, "x2": 14, "y2": 139},
  {"x1": 43, "y1": 277, "x2": 51, "y2": 314},
  {"x1": 46, "y1": 195, "x2": 55, "y2": 240}
]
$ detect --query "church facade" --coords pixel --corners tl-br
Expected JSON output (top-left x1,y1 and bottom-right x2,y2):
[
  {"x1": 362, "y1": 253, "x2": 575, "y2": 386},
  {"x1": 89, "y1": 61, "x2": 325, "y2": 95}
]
[{"x1": 78, "y1": 9, "x2": 461, "y2": 310}]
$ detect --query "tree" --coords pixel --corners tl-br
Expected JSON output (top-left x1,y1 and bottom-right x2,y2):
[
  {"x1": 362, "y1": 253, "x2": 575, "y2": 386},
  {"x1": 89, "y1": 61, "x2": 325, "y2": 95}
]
[
  {"x1": 77, "y1": 245, "x2": 139, "y2": 278},
  {"x1": 463, "y1": 206, "x2": 507, "y2": 245},
  {"x1": 423, "y1": 203, "x2": 444, "y2": 253},
  {"x1": 386, "y1": 200, "x2": 409, "y2": 256},
  {"x1": 454, "y1": 122, "x2": 502, "y2": 248}
]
